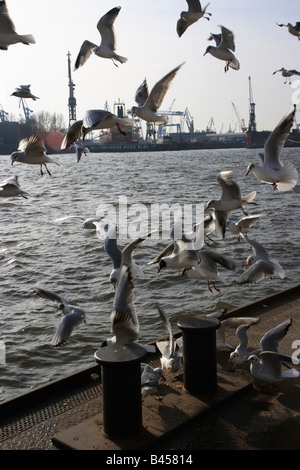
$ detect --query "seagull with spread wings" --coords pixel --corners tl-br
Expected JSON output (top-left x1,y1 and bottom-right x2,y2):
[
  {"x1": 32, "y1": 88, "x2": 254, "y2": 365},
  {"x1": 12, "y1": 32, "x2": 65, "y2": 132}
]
[
  {"x1": 0, "y1": 0, "x2": 35, "y2": 50},
  {"x1": 75, "y1": 6, "x2": 127, "y2": 70}
]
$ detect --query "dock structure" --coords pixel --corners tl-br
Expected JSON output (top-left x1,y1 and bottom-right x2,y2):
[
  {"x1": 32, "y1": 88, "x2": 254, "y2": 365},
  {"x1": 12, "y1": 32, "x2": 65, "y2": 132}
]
[{"x1": 1, "y1": 285, "x2": 300, "y2": 451}]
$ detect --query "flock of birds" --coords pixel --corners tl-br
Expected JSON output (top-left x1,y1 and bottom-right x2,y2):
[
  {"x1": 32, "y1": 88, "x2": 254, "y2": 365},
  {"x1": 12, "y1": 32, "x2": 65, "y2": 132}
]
[{"x1": 1, "y1": 1, "x2": 300, "y2": 396}]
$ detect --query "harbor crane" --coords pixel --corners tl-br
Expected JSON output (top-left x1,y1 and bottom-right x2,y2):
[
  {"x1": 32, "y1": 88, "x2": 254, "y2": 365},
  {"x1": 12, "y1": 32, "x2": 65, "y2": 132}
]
[
  {"x1": 0, "y1": 104, "x2": 8, "y2": 122},
  {"x1": 67, "y1": 51, "x2": 77, "y2": 127},
  {"x1": 231, "y1": 101, "x2": 247, "y2": 132},
  {"x1": 248, "y1": 76, "x2": 256, "y2": 132}
]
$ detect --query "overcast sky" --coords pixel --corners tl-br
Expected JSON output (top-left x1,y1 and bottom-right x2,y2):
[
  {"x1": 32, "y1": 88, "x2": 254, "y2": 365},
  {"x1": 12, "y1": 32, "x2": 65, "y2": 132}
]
[{"x1": 0, "y1": 0, "x2": 299, "y2": 134}]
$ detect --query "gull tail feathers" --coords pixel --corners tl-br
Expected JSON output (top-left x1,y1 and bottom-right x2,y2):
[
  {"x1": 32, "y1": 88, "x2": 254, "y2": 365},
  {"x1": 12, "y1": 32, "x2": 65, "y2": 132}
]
[{"x1": 277, "y1": 162, "x2": 298, "y2": 191}]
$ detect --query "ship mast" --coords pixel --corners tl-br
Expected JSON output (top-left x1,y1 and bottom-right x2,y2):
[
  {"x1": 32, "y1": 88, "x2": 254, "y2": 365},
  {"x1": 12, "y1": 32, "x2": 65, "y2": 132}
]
[{"x1": 67, "y1": 51, "x2": 76, "y2": 127}]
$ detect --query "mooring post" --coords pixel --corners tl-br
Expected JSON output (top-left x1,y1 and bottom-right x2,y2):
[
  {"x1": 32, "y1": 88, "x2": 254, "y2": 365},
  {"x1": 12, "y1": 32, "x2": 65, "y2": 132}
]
[
  {"x1": 94, "y1": 342, "x2": 147, "y2": 439},
  {"x1": 177, "y1": 316, "x2": 221, "y2": 395}
]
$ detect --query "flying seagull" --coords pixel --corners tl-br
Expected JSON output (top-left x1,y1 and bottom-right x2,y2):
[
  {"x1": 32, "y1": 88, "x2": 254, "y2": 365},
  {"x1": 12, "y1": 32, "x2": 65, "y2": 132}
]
[
  {"x1": 176, "y1": 1, "x2": 212, "y2": 38},
  {"x1": 204, "y1": 26, "x2": 240, "y2": 72},
  {"x1": 246, "y1": 105, "x2": 298, "y2": 191},
  {"x1": 131, "y1": 63, "x2": 184, "y2": 136},
  {"x1": 11, "y1": 85, "x2": 39, "y2": 100},
  {"x1": 33, "y1": 286, "x2": 86, "y2": 347},
  {"x1": 10, "y1": 134, "x2": 59, "y2": 177},
  {"x1": 75, "y1": 6, "x2": 127, "y2": 70},
  {"x1": 0, "y1": 0, "x2": 35, "y2": 50},
  {"x1": 273, "y1": 68, "x2": 300, "y2": 85},
  {"x1": 61, "y1": 109, "x2": 133, "y2": 149}
]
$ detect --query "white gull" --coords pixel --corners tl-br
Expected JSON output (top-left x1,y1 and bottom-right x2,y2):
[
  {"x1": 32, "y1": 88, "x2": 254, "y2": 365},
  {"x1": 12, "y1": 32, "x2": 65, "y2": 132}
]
[
  {"x1": 0, "y1": 0, "x2": 35, "y2": 50},
  {"x1": 246, "y1": 105, "x2": 298, "y2": 191},
  {"x1": 75, "y1": 6, "x2": 127, "y2": 70},
  {"x1": 33, "y1": 286, "x2": 86, "y2": 347},
  {"x1": 176, "y1": 1, "x2": 211, "y2": 38},
  {"x1": 204, "y1": 26, "x2": 240, "y2": 72}
]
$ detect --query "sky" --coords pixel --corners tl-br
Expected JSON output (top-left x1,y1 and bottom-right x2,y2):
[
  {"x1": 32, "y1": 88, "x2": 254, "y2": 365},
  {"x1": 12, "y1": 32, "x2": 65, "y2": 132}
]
[{"x1": 0, "y1": 0, "x2": 299, "y2": 135}]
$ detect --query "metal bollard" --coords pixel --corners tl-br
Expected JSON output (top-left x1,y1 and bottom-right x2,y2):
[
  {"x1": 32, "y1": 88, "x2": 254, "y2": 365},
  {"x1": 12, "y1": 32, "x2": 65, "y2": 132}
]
[
  {"x1": 94, "y1": 342, "x2": 147, "y2": 439},
  {"x1": 177, "y1": 316, "x2": 221, "y2": 395}
]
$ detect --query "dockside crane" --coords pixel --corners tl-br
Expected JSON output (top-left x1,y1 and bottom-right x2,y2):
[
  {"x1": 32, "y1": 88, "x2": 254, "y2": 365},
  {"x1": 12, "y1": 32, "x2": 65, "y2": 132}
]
[
  {"x1": 0, "y1": 104, "x2": 8, "y2": 122},
  {"x1": 231, "y1": 101, "x2": 247, "y2": 132},
  {"x1": 67, "y1": 51, "x2": 76, "y2": 127},
  {"x1": 248, "y1": 76, "x2": 256, "y2": 132}
]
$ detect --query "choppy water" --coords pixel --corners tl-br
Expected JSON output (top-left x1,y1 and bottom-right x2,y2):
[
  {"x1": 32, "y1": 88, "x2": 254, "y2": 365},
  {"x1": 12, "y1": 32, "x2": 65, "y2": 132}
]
[{"x1": 0, "y1": 147, "x2": 299, "y2": 401}]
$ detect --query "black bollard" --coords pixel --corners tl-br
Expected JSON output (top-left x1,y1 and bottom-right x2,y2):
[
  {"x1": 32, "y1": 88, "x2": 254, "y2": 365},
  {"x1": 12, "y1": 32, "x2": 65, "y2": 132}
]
[
  {"x1": 177, "y1": 316, "x2": 220, "y2": 395},
  {"x1": 94, "y1": 342, "x2": 147, "y2": 439}
]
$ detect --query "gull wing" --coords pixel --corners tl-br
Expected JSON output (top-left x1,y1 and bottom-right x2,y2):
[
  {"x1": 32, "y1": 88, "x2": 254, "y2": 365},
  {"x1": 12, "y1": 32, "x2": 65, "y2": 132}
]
[
  {"x1": 144, "y1": 63, "x2": 184, "y2": 112},
  {"x1": 0, "y1": 1, "x2": 16, "y2": 34},
  {"x1": 97, "y1": 6, "x2": 121, "y2": 51},
  {"x1": 75, "y1": 40, "x2": 97, "y2": 70},
  {"x1": 83, "y1": 109, "x2": 112, "y2": 128},
  {"x1": 33, "y1": 286, "x2": 69, "y2": 309},
  {"x1": 241, "y1": 234, "x2": 270, "y2": 260},
  {"x1": 217, "y1": 170, "x2": 242, "y2": 200},
  {"x1": 260, "y1": 318, "x2": 292, "y2": 352},
  {"x1": 263, "y1": 105, "x2": 296, "y2": 169},
  {"x1": 111, "y1": 265, "x2": 139, "y2": 343},
  {"x1": 61, "y1": 120, "x2": 84, "y2": 149},
  {"x1": 187, "y1": 0, "x2": 202, "y2": 12},
  {"x1": 104, "y1": 224, "x2": 122, "y2": 269},
  {"x1": 148, "y1": 242, "x2": 175, "y2": 265},
  {"x1": 156, "y1": 303, "x2": 175, "y2": 357},
  {"x1": 1, "y1": 175, "x2": 20, "y2": 188},
  {"x1": 219, "y1": 26, "x2": 235, "y2": 51},
  {"x1": 134, "y1": 79, "x2": 149, "y2": 107},
  {"x1": 121, "y1": 231, "x2": 154, "y2": 267},
  {"x1": 52, "y1": 307, "x2": 86, "y2": 346},
  {"x1": 24, "y1": 134, "x2": 46, "y2": 156}
]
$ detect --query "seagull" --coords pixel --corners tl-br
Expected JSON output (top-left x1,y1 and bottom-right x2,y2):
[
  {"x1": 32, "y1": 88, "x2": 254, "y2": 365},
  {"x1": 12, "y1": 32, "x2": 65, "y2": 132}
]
[
  {"x1": 75, "y1": 6, "x2": 127, "y2": 70},
  {"x1": 226, "y1": 213, "x2": 265, "y2": 242},
  {"x1": 141, "y1": 363, "x2": 165, "y2": 398},
  {"x1": 0, "y1": 175, "x2": 29, "y2": 199},
  {"x1": 205, "y1": 170, "x2": 257, "y2": 239},
  {"x1": 61, "y1": 109, "x2": 133, "y2": 149},
  {"x1": 10, "y1": 85, "x2": 39, "y2": 100},
  {"x1": 0, "y1": 0, "x2": 35, "y2": 50},
  {"x1": 73, "y1": 140, "x2": 90, "y2": 163},
  {"x1": 204, "y1": 211, "x2": 216, "y2": 244},
  {"x1": 181, "y1": 248, "x2": 238, "y2": 292},
  {"x1": 10, "y1": 134, "x2": 59, "y2": 177},
  {"x1": 206, "y1": 314, "x2": 260, "y2": 350},
  {"x1": 131, "y1": 63, "x2": 184, "y2": 137},
  {"x1": 245, "y1": 318, "x2": 298, "y2": 390},
  {"x1": 97, "y1": 223, "x2": 153, "y2": 288},
  {"x1": 246, "y1": 105, "x2": 298, "y2": 191},
  {"x1": 176, "y1": 1, "x2": 212, "y2": 38},
  {"x1": 228, "y1": 323, "x2": 260, "y2": 371},
  {"x1": 277, "y1": 22, "x2": 300, "y2": 40},
  {"x1": 273, "y1": 68, "x2": 300, "y2": 85},
  {"x1": 33, "y1": 286, "x2": 86, "y2": 347},
  {"x1": 156, "y1": 304, "x2": 181, "y2": 373},
  {"x1": 238, "y1": 234, "x2": 285, "y2": 284},
  {"x1": 155, "y1": 220, "x2": 204, "y2": 273},
  {"x1": 204, "y1": 26, "x2": 240, "y2": 72}
]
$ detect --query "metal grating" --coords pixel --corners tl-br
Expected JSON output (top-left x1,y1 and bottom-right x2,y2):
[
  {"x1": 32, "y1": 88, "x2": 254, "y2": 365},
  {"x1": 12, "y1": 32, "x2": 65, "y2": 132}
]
[{"x1": 0, "y1": 379, "x2": 102, "y2": 442}]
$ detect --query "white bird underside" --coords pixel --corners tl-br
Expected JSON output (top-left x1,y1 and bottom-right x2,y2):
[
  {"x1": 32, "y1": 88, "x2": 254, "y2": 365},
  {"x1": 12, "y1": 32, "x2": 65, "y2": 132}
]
[
  {"x1": 176, "y1": 1, "x2": 212, "y2": 38},
  {"x1": 74, "y1": 6, "x2": 127, "y2": 70},
  {"x1": 0, "y1": 1, "x2": 35, "y2": 49},
  {"x1": 246, "y1": 105, "x2": 298, "y2": 191},
  {"x1": 33, "y1": 286, "x2": 86, "y2": 346}
]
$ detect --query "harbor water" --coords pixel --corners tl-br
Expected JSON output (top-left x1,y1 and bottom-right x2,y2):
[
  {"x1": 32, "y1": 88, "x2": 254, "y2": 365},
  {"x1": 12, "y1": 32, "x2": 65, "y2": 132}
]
[{"x1": 0, "y1": 147, "x2": 299, "y2": 401}]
